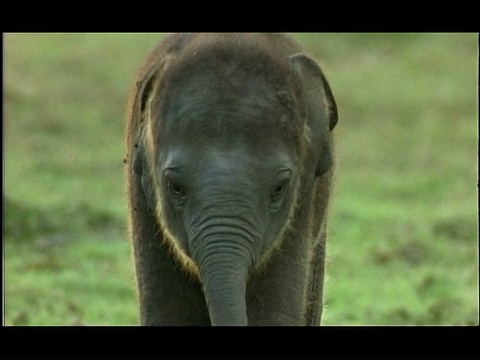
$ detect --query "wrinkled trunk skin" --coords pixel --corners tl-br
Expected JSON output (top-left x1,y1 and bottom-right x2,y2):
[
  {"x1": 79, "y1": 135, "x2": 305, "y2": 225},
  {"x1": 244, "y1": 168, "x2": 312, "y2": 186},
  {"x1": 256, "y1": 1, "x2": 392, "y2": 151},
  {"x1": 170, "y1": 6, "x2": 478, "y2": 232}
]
[
  {"x1": 194, "y1": 240, "x2": 251, "y2": 326},
  {"x1": 201, "y1": 259, "x2": 248, "y2": 326}
]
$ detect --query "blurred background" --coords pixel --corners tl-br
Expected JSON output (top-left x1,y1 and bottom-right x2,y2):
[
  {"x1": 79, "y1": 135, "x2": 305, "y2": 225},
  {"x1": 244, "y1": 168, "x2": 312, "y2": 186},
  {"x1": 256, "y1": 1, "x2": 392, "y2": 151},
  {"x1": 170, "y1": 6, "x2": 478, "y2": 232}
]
[{"x1": 4, "y1": 33, "x2": 478, "y2": 325}]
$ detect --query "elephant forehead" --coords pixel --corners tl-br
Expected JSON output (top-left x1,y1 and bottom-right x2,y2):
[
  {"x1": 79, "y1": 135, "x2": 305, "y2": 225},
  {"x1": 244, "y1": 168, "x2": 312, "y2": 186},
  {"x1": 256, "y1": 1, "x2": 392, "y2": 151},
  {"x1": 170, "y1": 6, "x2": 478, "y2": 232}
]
[
  {"x1": 159, "y1": 107, "x2": 294, "y2": 161},
  {"x1": 158, "y1": 73, "x2": 301, "y2": 147},
  {"x1": 163, "y1": 142, "x2": 295, "y2": 175}
]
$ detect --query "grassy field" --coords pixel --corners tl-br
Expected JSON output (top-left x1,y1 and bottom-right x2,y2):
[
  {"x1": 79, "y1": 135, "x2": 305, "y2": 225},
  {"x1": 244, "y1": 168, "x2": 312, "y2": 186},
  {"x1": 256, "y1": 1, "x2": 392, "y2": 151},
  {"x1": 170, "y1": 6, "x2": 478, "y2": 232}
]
[{"x1": 4, "y1": 33, "x2": 478, "y2": 325}]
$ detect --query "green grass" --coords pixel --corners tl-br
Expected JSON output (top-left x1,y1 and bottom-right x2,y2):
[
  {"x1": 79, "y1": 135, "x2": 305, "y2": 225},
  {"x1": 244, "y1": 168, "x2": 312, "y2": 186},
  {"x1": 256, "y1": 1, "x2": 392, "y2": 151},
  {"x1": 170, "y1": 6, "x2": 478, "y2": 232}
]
[{"x1": 5, "y1": 33, "x2": 478, "y2": 325}]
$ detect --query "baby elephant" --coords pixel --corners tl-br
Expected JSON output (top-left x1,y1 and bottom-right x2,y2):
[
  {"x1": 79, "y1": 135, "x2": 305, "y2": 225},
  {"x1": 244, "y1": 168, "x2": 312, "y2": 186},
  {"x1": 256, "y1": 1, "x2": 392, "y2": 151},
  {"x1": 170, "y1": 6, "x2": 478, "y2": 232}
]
[{"x1": 125, "y1": 33, "x2": 338, "y2": 325}]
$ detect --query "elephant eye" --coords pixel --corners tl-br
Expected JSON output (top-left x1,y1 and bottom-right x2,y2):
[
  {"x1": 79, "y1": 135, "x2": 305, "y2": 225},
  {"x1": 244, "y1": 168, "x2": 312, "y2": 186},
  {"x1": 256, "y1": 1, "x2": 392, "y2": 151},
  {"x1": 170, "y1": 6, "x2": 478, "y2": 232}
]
[
  {"x1": 269, "y1": 178, "x2": 289, "y2": 206},
  {"x1": 165, "y1": 175, "x2": 186, "y2": 199}
]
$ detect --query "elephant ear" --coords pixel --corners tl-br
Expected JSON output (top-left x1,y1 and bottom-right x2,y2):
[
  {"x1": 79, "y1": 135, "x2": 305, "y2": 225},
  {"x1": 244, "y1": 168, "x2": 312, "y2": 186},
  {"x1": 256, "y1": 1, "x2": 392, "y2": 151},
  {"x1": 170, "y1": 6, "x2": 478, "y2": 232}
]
[
  {"x1": 130, "y1": 56, "x2": 173, "y2": 212},
  {"x1": 289, "y1": 53, "x2": 338, "y2": 176},
  {"x1": 132, "y1": 131, "x2": 157, "y2": 212},
  {"x1": 133, "y1": 54, "x2": 174, "y2": 126}
]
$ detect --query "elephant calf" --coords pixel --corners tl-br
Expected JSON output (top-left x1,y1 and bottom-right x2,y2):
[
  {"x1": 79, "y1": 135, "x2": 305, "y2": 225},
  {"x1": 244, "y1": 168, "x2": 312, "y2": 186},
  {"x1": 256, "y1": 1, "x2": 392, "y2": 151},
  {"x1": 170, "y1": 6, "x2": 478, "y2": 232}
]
[{"x1": 125, "y1": 33, "x2": 338, "y2": 325}]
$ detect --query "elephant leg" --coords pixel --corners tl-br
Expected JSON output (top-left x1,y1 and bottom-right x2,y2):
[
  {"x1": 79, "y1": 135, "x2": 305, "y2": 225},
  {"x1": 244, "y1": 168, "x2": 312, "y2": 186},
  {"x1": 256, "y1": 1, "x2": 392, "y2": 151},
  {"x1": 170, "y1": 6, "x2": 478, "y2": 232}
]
[
  {"x1": 130, "y1": 179, "x2": 209, "y2": 326},
  {"x1": 132, "y1": 226, "x2": 209, "y2": 325},
  {"x1": 305, "y1": 230, "x2": 327, "y2": 326},
  {"x1": 246, "y1": 238, "x2": 310, "y2": 326}
]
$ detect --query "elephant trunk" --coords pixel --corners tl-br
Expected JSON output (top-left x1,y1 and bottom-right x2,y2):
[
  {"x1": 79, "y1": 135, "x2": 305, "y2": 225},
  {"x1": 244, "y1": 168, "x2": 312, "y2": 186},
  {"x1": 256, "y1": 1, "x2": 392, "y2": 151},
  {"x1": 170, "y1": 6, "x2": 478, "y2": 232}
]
[
  {"x1": 201, "y1": 256, "x2": 248, "y2": 326},
  {"x1": 192, "y1": 234, "x2": 253, "y2": 326}
]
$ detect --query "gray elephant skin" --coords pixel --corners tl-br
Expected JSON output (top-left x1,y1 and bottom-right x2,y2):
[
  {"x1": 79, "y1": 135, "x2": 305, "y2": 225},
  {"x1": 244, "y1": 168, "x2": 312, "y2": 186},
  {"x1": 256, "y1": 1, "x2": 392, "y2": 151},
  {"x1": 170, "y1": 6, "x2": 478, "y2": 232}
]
[{"x1": 125, "y1": 33, "x2": 338, "y2": 326}]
